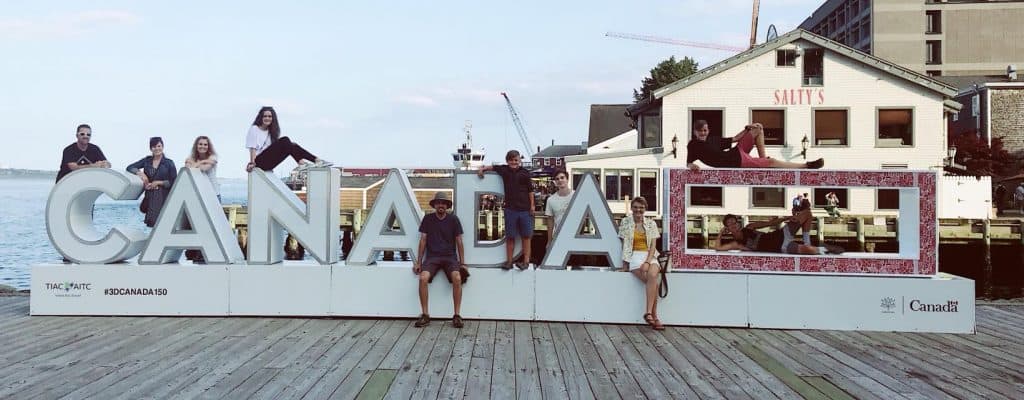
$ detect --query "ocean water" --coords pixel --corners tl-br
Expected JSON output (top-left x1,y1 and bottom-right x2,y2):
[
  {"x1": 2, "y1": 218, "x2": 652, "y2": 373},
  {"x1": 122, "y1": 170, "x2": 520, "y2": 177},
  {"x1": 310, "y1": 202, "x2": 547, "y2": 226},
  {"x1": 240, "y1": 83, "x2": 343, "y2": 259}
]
[{"x1": 0, "y1": 177, "x2": 248, "y2": 290}]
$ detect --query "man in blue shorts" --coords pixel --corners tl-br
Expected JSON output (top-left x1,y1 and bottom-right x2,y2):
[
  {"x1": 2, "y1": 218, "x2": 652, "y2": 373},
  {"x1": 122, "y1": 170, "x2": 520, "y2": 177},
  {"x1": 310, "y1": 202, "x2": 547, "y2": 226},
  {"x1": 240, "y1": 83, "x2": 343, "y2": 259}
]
[
  {"x1": 478, "y1": 150, "x2": 536, "y2": 270},
  {"x1": 413, "y1": 192, "x2": 466, "y2": 328}
]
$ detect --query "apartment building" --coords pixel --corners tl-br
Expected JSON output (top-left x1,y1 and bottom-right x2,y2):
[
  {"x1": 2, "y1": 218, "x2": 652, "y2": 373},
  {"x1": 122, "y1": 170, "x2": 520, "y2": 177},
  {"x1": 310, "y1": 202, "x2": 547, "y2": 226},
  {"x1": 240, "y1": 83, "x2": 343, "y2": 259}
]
[{"x1": 799, "y1": 0, "x2": 1024, "y2": 77}]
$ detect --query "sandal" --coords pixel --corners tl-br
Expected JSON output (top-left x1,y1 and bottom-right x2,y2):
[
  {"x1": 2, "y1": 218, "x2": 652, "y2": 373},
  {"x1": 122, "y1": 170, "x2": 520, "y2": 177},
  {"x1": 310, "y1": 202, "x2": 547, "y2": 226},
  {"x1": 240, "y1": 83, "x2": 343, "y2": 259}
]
[
  {"x1": 643, "y1": 313, "x2": 657, "y2": 327},
  {"x1": 651, "y1": 318, "x2": 665, "y2": 331},
  {"x1": 452, "y1": 314, "x2": 464, "y2": 328},
  {"x1": 414, "y1": 313, "x2": 430, "y2": 328}
]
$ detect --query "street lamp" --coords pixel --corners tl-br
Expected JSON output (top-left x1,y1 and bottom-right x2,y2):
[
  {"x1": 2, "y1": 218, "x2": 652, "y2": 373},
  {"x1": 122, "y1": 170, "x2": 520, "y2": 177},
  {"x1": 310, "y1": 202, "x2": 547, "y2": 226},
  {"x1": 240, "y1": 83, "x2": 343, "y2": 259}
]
[
  {"x1": 671, "y1": 134, "x2": 679, "y2": 158},
  {"x1": 800, "y1": 134, "x2": 810, "y2": 160}
]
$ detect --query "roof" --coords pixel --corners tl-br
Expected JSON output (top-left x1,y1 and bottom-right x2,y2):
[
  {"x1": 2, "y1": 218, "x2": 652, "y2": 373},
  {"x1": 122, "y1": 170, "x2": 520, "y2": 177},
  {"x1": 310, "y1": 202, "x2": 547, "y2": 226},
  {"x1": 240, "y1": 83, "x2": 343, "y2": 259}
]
[
  {"x1": 409, "y1": 177, "x2": 453, "y2": 189},
  {"x1": 937, "y1": 75, "x2": 1024, "y2": 94},
  {"x1": 340, "y1": 176, "x2": 384, "y2": 189},
  {"x1": 653, "y1": 29, "x2": 959, "y2": 100},
  {"x1": 534, "y1": 144, "x2": 584, "y2": 158},
  {"x1": 588, "y1": 104, "x2": 634, "y2": 149}
]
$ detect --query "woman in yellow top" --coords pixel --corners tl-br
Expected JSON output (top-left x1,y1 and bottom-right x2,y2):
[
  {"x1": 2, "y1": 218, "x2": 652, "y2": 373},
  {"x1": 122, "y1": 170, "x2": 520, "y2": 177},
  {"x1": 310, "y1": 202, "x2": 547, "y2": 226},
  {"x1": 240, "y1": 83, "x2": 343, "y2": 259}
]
[{"x1": 617, "y1": 196, "x2": 664, "y2": 330}]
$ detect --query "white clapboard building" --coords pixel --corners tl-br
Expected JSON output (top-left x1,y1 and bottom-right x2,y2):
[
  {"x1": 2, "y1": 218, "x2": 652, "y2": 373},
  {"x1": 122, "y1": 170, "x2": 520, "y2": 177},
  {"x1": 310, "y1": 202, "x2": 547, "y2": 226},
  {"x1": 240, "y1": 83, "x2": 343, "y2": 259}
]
[{"x1": 566, "y1": 29, "x2": 989, "y2": 218}]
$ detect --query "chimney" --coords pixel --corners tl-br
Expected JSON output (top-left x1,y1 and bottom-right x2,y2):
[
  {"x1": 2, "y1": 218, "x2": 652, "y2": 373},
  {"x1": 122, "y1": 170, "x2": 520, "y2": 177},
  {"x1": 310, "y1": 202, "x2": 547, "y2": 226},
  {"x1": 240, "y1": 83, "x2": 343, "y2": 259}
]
[
  {"x1": 551, "y1": 139, "x2": 555, "y2": 146},
  {"x1": 1008, "y1": 65, "x2": 1018, "y2": 81}
]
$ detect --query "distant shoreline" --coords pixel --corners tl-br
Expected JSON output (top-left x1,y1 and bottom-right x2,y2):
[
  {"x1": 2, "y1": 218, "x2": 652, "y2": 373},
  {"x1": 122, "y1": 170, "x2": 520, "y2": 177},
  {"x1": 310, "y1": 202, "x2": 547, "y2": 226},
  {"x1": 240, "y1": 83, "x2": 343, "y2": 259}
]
[{"x1": 0, "y1": 168, "x2": 57, "y2": 179}]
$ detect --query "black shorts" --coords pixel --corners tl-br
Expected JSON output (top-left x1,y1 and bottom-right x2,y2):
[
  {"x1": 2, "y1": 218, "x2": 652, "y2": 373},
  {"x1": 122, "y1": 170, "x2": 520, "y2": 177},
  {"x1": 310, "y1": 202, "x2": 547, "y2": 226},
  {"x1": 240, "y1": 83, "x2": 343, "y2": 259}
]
[{"x1": 423, "y1": 256, "x2": 460, "y2": 283}]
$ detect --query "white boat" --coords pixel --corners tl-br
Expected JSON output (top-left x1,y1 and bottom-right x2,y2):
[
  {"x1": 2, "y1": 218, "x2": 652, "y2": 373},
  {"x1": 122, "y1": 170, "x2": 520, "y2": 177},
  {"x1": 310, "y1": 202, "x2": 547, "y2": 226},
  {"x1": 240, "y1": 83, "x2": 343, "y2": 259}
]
[{"x1": 452, "y1": 121, "x2": 485, "y2": 170}]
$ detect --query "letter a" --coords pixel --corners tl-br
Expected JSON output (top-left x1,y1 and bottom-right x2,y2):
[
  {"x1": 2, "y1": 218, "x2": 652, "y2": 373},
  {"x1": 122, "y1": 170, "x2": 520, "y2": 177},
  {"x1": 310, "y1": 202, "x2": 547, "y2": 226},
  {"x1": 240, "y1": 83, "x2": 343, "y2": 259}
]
[
  {"x1": 541, "y1": 173, "x2": 622, "y2": 268},
  {"x1": 46, "y1": 169, "x2": 148, "y2": 264},
  {"x1": 247, "y1": 168, "x2": 340, "y2": 264},
  {"x1": 347, "y1": 169, "x2": 424, "y2": 265},
  {"x1": 139, "y1": 168, "x2": 244, "y2": 264}
]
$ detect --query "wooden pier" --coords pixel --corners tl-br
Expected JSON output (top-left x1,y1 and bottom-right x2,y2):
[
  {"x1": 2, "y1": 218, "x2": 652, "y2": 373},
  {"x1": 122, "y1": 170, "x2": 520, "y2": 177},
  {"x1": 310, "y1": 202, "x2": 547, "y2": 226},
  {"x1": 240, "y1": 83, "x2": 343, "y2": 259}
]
[{"x1": 1, "y1": 295, "x2": 1022, "y2": 399}]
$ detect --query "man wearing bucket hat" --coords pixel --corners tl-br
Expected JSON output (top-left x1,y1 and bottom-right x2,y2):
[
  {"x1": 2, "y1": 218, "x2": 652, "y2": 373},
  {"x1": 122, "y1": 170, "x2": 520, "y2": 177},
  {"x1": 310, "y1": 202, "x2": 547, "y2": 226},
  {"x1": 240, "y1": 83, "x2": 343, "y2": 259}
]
[{"x1": 413, "y1": 191, "x2": 467, "y2": 328}]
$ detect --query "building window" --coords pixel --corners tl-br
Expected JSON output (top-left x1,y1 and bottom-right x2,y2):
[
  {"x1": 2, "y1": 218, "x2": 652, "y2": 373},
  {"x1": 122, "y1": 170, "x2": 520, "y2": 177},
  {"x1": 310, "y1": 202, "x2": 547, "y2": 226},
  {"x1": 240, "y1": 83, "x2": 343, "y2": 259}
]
[
  {"x1": 926, "y1": 40, "x2": 942, "y2": 64},
  {"x1": 878, "y1": 108, "x2": 914, "y2": 147},
  {"x1": 533, "y1": 158, "x2": 542, "y2": 165},
  {"x1": 604, "y1": 169, "x2": 634, "y2": 201},
  {"x1": 638, "y1": 170, "x2": 658, "y2": 212},
  {"x1": 690, "y1": 186, "x2": 723, "y2": 207},
  {"x1": 752, "y1": 187, "x2": 786, "y2": 208},
  {"x1": 690, "y1": 109, "x2": 724, "y2": 138},
  {"x1": 926, "y1": 70, "x2": 942, "y2": 77},
  {"x1": 572, "y1": 169, "x2": 600, "y2": 190},
  {"x1": 877, "y1": 189, "x2": 900, "y2": 210},
  {"x1": 555, "y1": 158, "x2": 562, "y2": 166},
  {"x1": 640, "y1": 112, "x2": 661, "y2": 149},
  {"x1": 776, "y1": 50, "x2": 797, "y2": 67},
  {"x1": 813, "y1": 188, "x2": 848, "y2": 209},
  {"x1": 926, "y1": 10, "x2": 941, "y2": 34},
  {"x1": 751, "y1": 109, "x2": 785, "y2": 146},
  {"x1": 813, "y1": 109, "x2": 848, "y2": 146},
  {"x1": 802, "y1": 48, "x2": 824, "y2": 86}
]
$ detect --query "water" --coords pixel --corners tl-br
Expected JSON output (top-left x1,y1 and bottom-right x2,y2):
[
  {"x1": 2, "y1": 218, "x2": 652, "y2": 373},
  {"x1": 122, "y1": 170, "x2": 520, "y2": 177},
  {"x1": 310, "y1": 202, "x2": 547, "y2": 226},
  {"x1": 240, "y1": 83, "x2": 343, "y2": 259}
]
[{"x1": 0, "y1": 177, "x2": 248, "y2": 290}]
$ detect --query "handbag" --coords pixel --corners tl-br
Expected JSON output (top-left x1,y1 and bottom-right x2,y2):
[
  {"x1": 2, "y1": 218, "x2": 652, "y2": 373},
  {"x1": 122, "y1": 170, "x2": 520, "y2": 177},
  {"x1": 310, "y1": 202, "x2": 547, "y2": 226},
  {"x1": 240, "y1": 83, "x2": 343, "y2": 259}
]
[
  {"x1": 656, "y1": 251, "x2": 671, "y2": 298},
  {"x1": 139, "y1": 192, "x2": 150, "y2": 214}
]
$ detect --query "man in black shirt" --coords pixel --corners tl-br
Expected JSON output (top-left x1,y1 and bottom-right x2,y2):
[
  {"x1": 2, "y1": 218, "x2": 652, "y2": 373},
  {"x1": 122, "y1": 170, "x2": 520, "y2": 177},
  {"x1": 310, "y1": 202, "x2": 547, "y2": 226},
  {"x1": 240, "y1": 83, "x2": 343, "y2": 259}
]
[
  {"x1": 56, "y1": 124, "x2": 110, "y2": 182},
  {"x1": 413, "y1": 192, "x2": 466, "y2": 328},
  {"x1": 478, "y1": 150, "x2": 535, "y2": 270},
  {"x1": 715, "y1": 211, "x2": 843, "y2": 255},
  {"x1": 686, "y1": 120, "x2": 823, "y2": 170}
]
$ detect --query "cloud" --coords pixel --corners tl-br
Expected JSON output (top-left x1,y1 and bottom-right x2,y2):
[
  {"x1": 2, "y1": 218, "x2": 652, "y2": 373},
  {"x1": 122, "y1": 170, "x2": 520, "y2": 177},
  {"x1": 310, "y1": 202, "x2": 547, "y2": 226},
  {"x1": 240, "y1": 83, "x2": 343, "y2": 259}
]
[{"x1": 0, "y1": 10, "x2": 141, "y2": 40}]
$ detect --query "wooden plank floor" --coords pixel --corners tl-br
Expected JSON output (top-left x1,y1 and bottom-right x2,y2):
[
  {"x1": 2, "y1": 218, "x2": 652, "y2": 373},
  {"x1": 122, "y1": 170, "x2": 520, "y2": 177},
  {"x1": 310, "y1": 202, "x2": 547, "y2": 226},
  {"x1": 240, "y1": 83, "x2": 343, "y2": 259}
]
[{"x1": 1, "y1": 296, "x2": 1022, "y2": 400}]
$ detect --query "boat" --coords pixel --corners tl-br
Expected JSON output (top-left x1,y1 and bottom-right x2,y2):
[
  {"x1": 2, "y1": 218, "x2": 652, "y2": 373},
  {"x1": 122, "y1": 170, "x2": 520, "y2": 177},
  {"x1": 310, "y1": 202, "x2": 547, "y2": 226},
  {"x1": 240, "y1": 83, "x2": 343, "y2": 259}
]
[{"x1": 452, "y1": 120, "x2": 485, "y2": 170}]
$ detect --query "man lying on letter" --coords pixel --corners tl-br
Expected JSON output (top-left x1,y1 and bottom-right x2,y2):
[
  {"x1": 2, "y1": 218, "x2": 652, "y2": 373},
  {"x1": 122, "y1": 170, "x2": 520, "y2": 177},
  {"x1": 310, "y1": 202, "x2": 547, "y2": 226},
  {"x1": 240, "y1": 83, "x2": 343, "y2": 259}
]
[
  {"x1": 715, "y1": 209, "x2": 844, "y2": 255},
  {"x1": 412, "y1": 192, "x2": 467, "y2": 329}
]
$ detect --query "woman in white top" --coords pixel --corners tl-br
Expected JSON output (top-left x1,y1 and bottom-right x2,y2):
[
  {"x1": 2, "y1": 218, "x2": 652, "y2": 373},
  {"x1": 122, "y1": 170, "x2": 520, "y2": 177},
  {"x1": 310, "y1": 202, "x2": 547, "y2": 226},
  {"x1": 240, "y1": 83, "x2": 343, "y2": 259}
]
[
  {"x1": 617, "y1": 196, "x2": 664, "y2": 330},
  {"x1": 185, "y1": 135, "x2": 220, "y2": 202},
  {"x1": 244, "y1": 106, "x2": 331, "y2": 173}
]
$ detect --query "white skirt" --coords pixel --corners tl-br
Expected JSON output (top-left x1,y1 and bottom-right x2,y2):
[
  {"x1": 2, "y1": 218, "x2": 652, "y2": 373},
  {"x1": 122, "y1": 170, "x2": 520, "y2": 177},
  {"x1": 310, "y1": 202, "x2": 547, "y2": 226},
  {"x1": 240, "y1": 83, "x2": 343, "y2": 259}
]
[{"x1": 627, "y1": 252, "x2": 657, "y2": 271}]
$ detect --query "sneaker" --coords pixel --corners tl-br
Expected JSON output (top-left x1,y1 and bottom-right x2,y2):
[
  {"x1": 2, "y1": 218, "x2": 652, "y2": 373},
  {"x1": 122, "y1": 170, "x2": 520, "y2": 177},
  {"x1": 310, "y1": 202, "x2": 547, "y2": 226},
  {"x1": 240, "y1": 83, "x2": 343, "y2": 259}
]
[
  {"x1": 414, "y1": 314, "x2": 430, "y2": 328},
  {"x1": 313, "y1": 159, "x2": 334, "y2": 168},
  {"x1": 502, "y1": 263, "x2": 513, "y2": 271},
  {"x1": 516, "y1": 262, "x2": 530, "y2": 271},
  {"x1": 806, "y1": 158, "x2": 824, "y2": 169},
  {"x1": 452, "y1": 314, "x2": 464, "y2": 328},
  {"x1": 823, "y1": 244, "x2": 845, "y2": 255}
]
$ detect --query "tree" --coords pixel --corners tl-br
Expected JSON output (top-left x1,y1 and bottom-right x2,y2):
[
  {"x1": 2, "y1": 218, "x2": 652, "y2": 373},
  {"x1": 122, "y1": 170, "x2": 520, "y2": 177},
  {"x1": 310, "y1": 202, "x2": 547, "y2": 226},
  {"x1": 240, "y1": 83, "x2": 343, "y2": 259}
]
[
  {"x1": 948, "y1": 132, "x2": 1018, "y2": 177},
  {"x1": 633, "y1": 56, "x2": 699, "y2": 102}
]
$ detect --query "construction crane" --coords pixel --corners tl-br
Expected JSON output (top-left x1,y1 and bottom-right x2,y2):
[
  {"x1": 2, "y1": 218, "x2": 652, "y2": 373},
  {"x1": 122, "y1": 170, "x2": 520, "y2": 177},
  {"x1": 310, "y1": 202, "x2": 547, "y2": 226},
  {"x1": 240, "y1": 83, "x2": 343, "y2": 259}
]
[
  {"x1": 607, "y1": 0, "x2": 762, "y2": 52},
  {"x1": 605, "y1": 32, "x2": 745, "y2": 53},
  {"x1": 500, "y1": 92, "x2": 536, "y2": 159}
]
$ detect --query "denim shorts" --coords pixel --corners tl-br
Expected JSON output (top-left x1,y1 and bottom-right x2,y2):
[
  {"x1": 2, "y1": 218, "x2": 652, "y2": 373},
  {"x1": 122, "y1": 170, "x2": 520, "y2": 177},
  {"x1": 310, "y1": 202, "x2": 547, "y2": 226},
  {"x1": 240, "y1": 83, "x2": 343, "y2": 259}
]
[{"x1": 504, "y1": 209, "x2": 534, "y2": 239}]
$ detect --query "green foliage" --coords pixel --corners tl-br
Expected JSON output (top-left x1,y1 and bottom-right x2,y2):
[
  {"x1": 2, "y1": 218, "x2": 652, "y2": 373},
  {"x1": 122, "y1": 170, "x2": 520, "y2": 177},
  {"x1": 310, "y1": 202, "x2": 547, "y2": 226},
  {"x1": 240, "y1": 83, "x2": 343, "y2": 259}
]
[
  {"x1": 948, "y1": 133, "x2": 1018, "y2": 177},
  {"x1": 633, "y1": 56, "x2": 699, "y2": 102}
]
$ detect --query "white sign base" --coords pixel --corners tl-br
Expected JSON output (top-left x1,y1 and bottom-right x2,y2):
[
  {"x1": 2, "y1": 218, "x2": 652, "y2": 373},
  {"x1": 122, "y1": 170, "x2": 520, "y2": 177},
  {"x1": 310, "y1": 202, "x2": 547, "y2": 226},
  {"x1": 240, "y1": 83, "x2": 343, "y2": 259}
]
[{"x1": 30, "y1": 263, "x2": 975, "y2": 333}]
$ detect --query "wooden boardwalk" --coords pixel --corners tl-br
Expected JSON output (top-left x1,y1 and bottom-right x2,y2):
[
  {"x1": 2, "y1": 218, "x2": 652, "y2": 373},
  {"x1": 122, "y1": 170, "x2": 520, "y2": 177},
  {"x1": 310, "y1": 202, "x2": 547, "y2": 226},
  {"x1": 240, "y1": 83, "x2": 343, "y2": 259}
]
[{"x1": 1, "y1": 296, "x2": 1022, "y2": 399}]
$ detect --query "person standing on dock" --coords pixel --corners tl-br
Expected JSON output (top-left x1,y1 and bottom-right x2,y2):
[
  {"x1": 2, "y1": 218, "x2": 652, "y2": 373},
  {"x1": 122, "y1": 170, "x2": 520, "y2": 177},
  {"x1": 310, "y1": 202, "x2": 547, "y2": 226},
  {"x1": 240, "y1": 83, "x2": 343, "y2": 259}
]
[
  {"x1": 244, "y1": 106, "x2": 332, "y2": 173},
  {"x1": 56, "y1": 124, "x2": 110, "y2": 182},
  {"x1": 478, "y1": 150, "x2": 535, "y2": 270},
  {"x1": 617, "y1": 196, "x2": 665, "y2": 330},
  {"x1": 1016, "y1": 182, "x2": 1024, "y2": 214},
  {"x1": 686, "y1": 120, "x2": 824, "y2": 170},
  {"x1": 412, "y1": 192, "x2": 466, "y2": 328}
]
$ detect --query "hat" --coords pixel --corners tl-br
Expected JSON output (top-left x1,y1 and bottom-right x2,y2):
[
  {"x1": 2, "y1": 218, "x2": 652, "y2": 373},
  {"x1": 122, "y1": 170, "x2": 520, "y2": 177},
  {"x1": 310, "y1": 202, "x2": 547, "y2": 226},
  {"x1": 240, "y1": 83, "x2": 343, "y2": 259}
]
[{"x1": 429, "y1": 191, "x2": 453, "y2": 208}]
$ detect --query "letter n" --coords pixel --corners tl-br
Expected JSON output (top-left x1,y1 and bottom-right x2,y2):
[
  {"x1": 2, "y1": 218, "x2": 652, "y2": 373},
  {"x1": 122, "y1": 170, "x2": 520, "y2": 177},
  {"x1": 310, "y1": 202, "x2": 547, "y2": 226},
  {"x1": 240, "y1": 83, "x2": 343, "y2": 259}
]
[
  {"x1": 139, "y1": 168, "x2": 244, "y2": 264},
  {"x1": 346, "y1": 169, "x2": 424, "y2": 265},
  {"x1": 541, "y1": 173, "x2": 622, "y2": 268},
  {"x1": 247, "y1": 168, "x2": 340, "y2": 264}
]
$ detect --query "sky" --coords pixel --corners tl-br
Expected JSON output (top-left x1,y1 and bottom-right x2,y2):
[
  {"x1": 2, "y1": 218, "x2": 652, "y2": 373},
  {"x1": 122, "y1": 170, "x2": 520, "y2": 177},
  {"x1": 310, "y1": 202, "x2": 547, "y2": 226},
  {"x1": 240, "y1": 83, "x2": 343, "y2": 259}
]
[{"x1": 0, "y1": 0, "x2": 823, "y2": 178}]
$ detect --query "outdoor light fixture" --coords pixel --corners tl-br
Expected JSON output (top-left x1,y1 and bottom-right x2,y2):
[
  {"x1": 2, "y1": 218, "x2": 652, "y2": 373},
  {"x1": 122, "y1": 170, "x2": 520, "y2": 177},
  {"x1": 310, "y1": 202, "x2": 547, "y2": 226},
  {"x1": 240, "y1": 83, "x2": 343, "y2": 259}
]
[
  {"x1": 946, "y1": 146, "x2": 957, "y2": 167},
  {"x1": 800, "y1": 134, "x2": 810, "y2": 160},
  {"x1": 671, "y1": 134, "x2": 679, "y2": 158}
]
